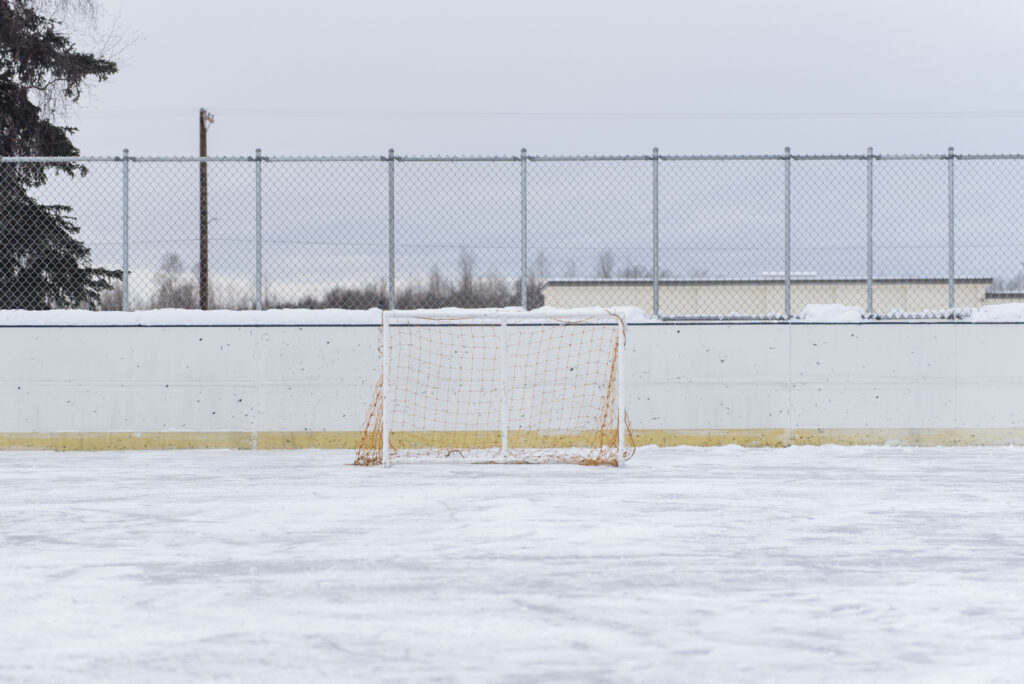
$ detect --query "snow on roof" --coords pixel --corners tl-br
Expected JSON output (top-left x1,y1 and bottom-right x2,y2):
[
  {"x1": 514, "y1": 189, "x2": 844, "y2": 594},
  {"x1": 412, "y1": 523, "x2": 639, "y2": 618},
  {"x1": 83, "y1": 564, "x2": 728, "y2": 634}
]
[{"x1": 543, "y1": 276, "x2": 995, "y2": 286}]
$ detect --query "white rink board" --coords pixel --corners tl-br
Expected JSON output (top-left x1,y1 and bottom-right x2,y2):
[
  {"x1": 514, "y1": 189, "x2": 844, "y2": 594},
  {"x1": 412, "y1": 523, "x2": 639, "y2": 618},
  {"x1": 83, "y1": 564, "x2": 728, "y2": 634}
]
[
  {"x1": 2, "y1": 318, "x2": 1024, "y2": 442},
  {"x1": 0, "y1": 325, "x2": 380, "y2": 433}
]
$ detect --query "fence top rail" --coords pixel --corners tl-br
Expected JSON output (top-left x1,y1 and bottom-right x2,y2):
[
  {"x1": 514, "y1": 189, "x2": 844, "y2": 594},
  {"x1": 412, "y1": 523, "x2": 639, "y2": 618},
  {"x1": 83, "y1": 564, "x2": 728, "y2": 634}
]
[
  {"x1": 130, "y1": 155, "x2": 258, "y2": 162},
  {"x1": 789, "y1": 154, "x2": 868, "y2": 161},
  {"x1": 261, "y1": 155, "x2": 382, "y2": 162},
  {"x1": 953, "y1": 154, "x2": 1024, "y2": 160},
  {"x1": 133, "y1": 155, "x2": 385, "y2": 163},
  {"x1": 529, "y1": 154, "x2": 655, "y2": 162},
  {"x1": 659, "y1": 154, "x2": 785, "y2": 161},
  {"x1": 0, "y1": 156, "x2": 123, "y2": 163},
  {"x1": 5, "y1": 151, "x2": 1024, "y2": 165},
  {"x1": 0, "y1": 155, "x2": 258, "y2": 163},
  {"x1": 874, "y1": 153, "x2": 952, "y2": 161},
  {"x1": 393, "y1": 155, "x2": 522, "y2": 162}
]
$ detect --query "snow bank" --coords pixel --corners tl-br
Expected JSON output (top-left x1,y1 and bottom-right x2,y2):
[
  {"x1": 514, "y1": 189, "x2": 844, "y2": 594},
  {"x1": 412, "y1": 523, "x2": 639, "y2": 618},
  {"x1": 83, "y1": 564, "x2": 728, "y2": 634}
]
[
  {"x1": 969, "y1": 303, "x2": 1024, "y2": 322},
  {"x1": 387, "y1": 306, "x2": 653, "y2": 324},
  {"x1": 797, "y1": 303, "x2": 864, "y2": 322},
  {"x1": 0, "y1": 306, "x2": 655, "y2": 327},
  {"x1": 0, "y1": 308, "x2": 384, "y2": 326},
  {"x1": 4, "y1": 304, "x2": 1024, "y2": 326},
  {"x1": 527, "y1": 305, "x2": 653, "y2": 323}
]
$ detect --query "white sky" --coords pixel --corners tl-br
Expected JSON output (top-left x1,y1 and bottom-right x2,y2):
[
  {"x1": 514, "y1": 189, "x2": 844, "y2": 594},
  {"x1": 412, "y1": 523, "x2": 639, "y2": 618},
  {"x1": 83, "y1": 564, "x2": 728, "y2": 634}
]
[{"x1": 70, "y1": 0, "x2": 1024, "y2": 156}]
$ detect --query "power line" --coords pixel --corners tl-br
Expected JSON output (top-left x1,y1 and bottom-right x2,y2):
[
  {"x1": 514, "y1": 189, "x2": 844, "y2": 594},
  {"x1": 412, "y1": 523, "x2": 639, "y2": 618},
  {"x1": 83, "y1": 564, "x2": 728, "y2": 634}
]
[{"x1": 74, "y1": 107, "x2": 1024, "y2": 121}]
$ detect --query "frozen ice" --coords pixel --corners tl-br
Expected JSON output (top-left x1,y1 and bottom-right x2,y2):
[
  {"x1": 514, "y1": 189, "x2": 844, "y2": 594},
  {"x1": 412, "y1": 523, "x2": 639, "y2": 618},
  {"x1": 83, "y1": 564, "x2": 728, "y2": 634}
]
[{"x1": 2, "y1": 446, "x2": 1023, "y2": 682}]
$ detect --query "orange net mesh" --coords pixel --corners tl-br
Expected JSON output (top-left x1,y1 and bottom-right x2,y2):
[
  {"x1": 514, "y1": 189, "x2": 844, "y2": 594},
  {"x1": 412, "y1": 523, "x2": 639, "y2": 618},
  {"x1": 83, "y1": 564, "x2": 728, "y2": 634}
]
[{"x1": 355, "y1": 313, "x2": 634, "y2": 466}]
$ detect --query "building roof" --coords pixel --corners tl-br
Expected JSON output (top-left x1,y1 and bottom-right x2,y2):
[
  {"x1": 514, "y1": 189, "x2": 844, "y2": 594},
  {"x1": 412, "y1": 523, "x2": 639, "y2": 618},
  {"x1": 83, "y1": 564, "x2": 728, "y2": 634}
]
[{"x1": 542, "y1": 276, "x2": 994, "y2": 290}]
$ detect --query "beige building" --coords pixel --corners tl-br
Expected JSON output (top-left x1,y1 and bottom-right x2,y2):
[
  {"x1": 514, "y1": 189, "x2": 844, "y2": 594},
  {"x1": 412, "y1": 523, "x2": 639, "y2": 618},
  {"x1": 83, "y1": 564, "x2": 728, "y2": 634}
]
[{"x1": 541, "y1": 277, "x2": 1024, "y2": 317}]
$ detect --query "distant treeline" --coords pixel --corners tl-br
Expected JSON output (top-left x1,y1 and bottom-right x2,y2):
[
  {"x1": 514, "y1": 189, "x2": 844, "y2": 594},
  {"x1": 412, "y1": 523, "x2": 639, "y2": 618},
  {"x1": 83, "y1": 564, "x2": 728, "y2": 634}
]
[
  {"x1": 271, "y1": 252, "x2": 545, "y2": 309},
  {"x1": 98, "y1": 249, "x2": 703, "y2": 311},
  {"x1": 102, "y1": 252, "x2": 547, "y2": 311},
  {"x1": 270, "y1": 278, "x2": 545, "y2": 310}
]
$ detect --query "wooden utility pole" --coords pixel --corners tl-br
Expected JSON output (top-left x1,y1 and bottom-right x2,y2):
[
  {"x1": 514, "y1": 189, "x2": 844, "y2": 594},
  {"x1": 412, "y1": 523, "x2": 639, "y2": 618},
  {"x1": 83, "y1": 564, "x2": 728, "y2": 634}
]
[{"x1": 199, "y1": 108, "x2": 214, "y2": 310}]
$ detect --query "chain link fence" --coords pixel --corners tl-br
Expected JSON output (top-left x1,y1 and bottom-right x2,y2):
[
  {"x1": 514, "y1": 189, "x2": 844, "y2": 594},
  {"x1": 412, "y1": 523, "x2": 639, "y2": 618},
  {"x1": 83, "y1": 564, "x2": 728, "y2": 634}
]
[{"x1": 2, "y1": 149, "x2": 1024, "y2": 318}]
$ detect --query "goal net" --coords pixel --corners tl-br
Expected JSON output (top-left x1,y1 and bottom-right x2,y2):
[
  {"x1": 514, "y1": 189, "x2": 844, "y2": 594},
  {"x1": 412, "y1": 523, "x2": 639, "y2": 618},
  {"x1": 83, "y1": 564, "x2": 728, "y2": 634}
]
[{"x1": 356, "y1": 309, "x2": 633, "y2": 466}]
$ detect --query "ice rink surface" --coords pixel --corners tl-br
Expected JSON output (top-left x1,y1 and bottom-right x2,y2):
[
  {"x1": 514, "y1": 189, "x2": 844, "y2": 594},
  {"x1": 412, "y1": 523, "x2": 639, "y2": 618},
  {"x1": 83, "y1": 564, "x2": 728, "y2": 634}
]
[{"x1": 2, "y1": 446, "x2": 1023, "y2": 683}]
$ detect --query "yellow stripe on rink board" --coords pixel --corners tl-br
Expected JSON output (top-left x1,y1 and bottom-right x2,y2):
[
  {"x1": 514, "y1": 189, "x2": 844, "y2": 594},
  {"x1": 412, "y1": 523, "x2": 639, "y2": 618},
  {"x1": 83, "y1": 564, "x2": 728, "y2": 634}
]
[
  {"x1": 0, "y1": 430, "x2": 620, "y2": 452},
  {"x1": 0, "y1": 432, "x2": 361, "y2": 452},
  {"x1": 3, "y1": 428, "x2": 1024, "y2": 452},
  {"x1": 630, "y1": 428, "x2": 1024, "y2": 448}
]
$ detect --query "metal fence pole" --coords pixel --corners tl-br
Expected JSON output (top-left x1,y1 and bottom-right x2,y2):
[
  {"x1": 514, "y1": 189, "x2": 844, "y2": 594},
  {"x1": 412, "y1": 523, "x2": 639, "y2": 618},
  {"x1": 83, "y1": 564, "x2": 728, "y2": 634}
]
[
  {"x1": 388, "y1": 148, "x2": 395, "y2": 311},
  {"x1": 121, "y1": 149, "x2": 130, "y2": 311},
  {"x1": 867, "y1": 147, "x2": 874, "y2": 315},
  {"x1": 520, "y1": 148, "x2": 528, "y2": 309},
  {"x1": 947, "y1": 146, "x2": 955, "y2": 310},
  {"x1": 255, "y1": 148, "x2": 263, "y2": 310},
  {"x1": 784, "y1": 147, "x2": 792, "y2": 318},
  {"x1": 652, "y1": 147, "x2": 660, "y2": 318}
]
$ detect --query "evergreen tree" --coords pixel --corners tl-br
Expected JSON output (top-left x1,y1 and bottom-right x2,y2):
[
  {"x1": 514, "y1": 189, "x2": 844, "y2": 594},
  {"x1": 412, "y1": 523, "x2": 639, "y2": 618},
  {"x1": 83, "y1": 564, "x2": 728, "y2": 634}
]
[{"x1": 0, "y1": 0, "x2": 120, "y2": 309}]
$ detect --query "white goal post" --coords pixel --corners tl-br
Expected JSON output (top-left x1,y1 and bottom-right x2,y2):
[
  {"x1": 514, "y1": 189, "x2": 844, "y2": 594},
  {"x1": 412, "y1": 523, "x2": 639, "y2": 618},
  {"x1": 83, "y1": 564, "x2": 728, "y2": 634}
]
[{"x1": 356, "y1": 309, "x2": 631, "y2": 467}]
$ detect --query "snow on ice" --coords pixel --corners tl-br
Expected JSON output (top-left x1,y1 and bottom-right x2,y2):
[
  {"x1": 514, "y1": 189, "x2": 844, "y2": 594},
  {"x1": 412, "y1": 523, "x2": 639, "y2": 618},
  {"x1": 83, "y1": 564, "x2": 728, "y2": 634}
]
[{"x1": 2, "y1": 446, "x2": 1023, "y2": 682}]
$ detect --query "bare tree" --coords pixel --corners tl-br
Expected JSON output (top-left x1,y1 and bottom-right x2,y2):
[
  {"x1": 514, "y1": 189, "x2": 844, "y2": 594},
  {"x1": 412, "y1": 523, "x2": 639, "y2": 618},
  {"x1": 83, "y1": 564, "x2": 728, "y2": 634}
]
[
  {"x1": 531, "y1": 251, "x2": 548, "y2": 283},
  {"x1": 619, "y1": 264, "x2": 652, "y2": 279},
  {"x1": 427, "y1": 265, "x2": 446, "y2": 299},
  {"x1": 992, "y1": 264, "x2": 1024, "y2": 293},
  {"x1": 458, "y1": 251, "x2": 475, "y2": 295},
  {"x1": 151, "y1": 253, "x2": 197, "y2": 309},
  {"x1": 99, "y1": 281, "x2": 122, "y2": 311},
  {"x1": 596, "y1": 251, "x2": 615, "y2": 279}
]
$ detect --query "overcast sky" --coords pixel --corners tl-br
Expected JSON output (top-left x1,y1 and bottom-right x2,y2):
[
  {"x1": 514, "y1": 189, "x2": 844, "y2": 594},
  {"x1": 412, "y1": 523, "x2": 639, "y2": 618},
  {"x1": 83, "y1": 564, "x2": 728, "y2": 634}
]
[{"x1": 70, "y1": 0, "x2": 1024, "y2": 156}]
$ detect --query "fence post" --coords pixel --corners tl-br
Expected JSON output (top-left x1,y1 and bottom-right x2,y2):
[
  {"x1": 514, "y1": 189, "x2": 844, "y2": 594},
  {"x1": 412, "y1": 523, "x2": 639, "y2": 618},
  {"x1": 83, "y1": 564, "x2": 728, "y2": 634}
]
[
  {"x1": 388, "y1": 148, "x2": 395, "y2": 310},
  {"x1": 255, "y1": 148, "x2": 263, "y2": 310},
  {"x1": 784, "y1": 146, "x2": 792, "y2": 319},
  {"x1": 652, "y1": 147, "x2": 660, "y2": 318},
  {"x1": 866, "y1": 147, "x2": 874, "y2": 315},
  {"x1": 947, "y1": 146, "x2": 955, "y2": 311},
  {"x1": 520, "y1": 148, "x2": 528, "y2": 309},
  {"x1": 121, "y1": 148, "x2": 130, "y2": 311}
]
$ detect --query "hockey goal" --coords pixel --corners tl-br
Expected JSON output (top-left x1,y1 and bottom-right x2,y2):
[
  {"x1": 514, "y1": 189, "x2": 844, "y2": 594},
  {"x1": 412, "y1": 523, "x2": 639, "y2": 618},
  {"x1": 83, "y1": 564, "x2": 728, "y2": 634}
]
[{"x1": 356, "y1": 309, "x2": 632, "y2": 466}]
